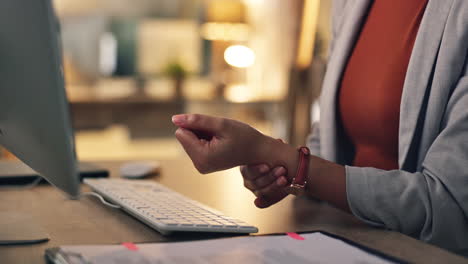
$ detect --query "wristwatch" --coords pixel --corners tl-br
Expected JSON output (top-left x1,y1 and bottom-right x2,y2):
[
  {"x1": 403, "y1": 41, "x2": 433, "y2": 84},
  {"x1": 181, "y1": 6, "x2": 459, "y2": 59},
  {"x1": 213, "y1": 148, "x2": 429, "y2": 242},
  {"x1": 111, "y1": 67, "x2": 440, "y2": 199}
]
[{"x1": 284, "y1": 146, "x2": 310, "y2": 196}]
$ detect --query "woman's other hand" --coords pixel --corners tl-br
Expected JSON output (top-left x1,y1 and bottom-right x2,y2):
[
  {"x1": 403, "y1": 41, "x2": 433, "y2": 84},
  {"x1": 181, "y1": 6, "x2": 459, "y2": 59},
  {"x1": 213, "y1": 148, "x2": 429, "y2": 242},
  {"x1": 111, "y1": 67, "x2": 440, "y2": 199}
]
[
  {"x1": 172, "y1": 114, "x2": 271, "y2": 173},
  {"x1": 240, "y1": 164, "x2": 290, "y2": 208}
]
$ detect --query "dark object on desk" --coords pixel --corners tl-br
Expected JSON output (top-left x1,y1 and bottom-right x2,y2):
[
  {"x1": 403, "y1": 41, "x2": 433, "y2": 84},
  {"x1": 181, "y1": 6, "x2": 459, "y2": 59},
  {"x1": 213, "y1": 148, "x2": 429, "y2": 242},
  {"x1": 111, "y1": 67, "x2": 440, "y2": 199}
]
[
  {"x1": 120, "y1": 161, "x2": 160, "y2": 179},
  {"x1": 0, "y1": 212, "x2": 49, "y2": 245},
  {"x1": 0, "y1": 161, "x2": 109, "y2": 185}
]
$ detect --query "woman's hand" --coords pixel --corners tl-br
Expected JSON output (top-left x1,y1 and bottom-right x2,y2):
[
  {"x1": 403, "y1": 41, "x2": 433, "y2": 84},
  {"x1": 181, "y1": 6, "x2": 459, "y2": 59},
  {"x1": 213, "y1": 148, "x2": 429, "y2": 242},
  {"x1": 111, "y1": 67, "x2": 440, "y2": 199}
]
[
  {"x1": 172, "y1": 114, "x2": 273, "y2": 173},
  {"x1": 172, "y1": 113, "x2": 300, "y2": 209},
  {"x1": 240, "y1": 164, "x2": 290, "y2": 208}
]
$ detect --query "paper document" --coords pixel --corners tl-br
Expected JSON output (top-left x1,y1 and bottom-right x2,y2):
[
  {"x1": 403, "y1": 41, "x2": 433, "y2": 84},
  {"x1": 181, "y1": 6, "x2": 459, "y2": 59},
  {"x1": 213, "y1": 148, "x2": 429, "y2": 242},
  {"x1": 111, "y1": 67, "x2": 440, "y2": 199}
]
[{"x1": 47, "y1": 232, "x2": 400, "y2": 264}]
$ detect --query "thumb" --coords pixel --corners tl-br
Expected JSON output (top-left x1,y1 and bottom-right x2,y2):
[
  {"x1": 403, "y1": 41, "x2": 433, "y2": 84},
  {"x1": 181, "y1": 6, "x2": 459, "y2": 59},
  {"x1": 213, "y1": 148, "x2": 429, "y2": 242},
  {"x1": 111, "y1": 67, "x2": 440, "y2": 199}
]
[
  {"x1": 254, "y1": 191, "x2": 287, "y2": 208},
  {"x1": 254, "y1": 197, "x2": 273, "y2": 208},
  {"x1": 172, "y1": 114, "x2": 224, "y2": 135}
]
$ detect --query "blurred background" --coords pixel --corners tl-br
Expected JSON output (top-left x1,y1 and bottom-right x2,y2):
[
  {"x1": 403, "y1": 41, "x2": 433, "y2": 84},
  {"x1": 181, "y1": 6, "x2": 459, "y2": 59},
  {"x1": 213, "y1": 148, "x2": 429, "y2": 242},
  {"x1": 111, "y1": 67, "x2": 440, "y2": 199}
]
[{"x1": 1, "y1": 0, "x2": 332, "y2": 161}]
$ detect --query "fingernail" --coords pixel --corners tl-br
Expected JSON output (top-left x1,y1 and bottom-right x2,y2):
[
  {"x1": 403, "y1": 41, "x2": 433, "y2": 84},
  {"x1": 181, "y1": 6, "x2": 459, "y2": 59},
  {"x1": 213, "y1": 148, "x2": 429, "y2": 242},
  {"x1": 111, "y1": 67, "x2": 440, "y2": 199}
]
[
  {"x1": 276, "y1": 176, "x2": 288, "y2": 186},
  {"x1": 172, "y1": 115, "x2": 186, "y2": 125},
  {"x1": 257, "y1": 164, "x2": 269, "y2": 174},
  {"x1": 273, "y1": 167, "x2": 286, "y2": 177}
]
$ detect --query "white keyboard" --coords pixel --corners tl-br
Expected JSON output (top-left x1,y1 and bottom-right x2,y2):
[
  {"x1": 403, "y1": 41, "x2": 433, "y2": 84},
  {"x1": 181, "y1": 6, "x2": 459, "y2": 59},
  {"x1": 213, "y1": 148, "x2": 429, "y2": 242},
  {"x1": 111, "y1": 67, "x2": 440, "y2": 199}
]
[{"x1": 84, "y1": 179, "x2": 258, "y2": 235}]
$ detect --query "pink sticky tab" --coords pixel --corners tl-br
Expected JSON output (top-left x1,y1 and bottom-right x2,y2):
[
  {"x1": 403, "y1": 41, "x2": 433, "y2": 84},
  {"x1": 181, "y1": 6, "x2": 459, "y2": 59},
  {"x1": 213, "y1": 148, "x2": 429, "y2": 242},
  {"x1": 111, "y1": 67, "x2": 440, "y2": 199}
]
[
  {"x1": 122, "y1": 242, "x2": 139, "y2": 251},
  {"x1": 286, "y1": 232, "x2": 305, "y2": 240}
]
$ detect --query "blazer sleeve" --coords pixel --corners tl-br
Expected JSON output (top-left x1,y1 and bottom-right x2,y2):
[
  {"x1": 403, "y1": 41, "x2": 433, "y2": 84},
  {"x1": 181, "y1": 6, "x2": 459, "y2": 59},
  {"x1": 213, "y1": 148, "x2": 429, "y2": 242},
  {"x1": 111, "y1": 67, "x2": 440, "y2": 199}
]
[{"x1": 346, "y1": 67, "x2": 468, "y2": 255}]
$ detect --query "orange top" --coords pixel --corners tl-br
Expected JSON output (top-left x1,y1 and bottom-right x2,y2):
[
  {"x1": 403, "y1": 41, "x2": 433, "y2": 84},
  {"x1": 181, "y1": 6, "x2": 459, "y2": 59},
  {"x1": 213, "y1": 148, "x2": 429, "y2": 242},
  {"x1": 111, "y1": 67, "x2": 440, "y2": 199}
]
[{"x1": 338, "y1": 0, "x2": 428, "y2": 170}]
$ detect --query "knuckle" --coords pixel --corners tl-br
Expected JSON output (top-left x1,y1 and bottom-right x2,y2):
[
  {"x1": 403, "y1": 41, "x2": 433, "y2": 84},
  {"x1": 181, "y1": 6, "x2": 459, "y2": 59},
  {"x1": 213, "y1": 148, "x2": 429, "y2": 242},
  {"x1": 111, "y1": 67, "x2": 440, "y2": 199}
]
[
  {"x1": 254, "y1": 164, "x2": 265, "y2": 174},
  {"x1": 245, "y1": 165, "x2": 261, "y2": 179},
  {"x1": 243, "y1": 180, "x2": 251, "y2": 189},
  {"x1": 254, "y1": 190, "x2": 264, "y2": 197},
  {"x1": 253, "y1": 178, "x2": 263, "y2": 187},
  {"x1": 257, "y1": 191, "x2": 267, "y2": 198},
  {"x1": 244, "y1": 181, "x2": 256, "y2": 191}
]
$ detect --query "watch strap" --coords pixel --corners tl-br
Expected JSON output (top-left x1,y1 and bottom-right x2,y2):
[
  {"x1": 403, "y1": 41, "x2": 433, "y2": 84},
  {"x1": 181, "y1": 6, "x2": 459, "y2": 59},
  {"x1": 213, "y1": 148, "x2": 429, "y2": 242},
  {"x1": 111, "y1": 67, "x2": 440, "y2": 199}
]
[{"x1": 285, "y1": 146, "x2": 310, "y2": 196}]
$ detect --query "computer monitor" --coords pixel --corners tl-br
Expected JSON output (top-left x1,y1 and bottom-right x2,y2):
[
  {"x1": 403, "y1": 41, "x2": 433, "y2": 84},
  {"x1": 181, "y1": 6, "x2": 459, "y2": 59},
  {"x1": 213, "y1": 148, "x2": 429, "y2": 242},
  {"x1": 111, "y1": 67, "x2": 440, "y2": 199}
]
[{"x1": 0, "y1": 0, "x2": 80, "y2": 198}]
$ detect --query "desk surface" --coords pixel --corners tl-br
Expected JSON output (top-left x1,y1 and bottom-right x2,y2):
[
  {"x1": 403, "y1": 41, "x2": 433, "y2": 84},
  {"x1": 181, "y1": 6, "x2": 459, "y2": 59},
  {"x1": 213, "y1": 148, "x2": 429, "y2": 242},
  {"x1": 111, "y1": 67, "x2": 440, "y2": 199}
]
[{"x1": 0, "y1": 159, "x2": 466, "y2": 264}]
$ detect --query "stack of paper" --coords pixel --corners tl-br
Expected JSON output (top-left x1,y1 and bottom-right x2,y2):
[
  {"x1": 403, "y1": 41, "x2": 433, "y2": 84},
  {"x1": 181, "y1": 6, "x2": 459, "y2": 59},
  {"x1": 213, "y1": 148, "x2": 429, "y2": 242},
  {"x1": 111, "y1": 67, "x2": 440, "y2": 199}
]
[{"x1": 46, "y1": 232, "x2": 401, "y2": 264}]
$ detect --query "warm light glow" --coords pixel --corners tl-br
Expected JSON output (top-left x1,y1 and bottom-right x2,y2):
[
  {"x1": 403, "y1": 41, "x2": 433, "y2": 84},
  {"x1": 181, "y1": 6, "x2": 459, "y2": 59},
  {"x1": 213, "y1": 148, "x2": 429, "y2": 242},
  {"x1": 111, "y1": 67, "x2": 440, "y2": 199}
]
[
  {"x1": 224, "y1": 84, "x2": 252, "y2": 103},
  {"x1": 53, "y1": 0, "x2": 101, "y2": 16},
  {"x1": 242, "y1": 0, "x2": 264, "y2": 5},
  {"x1": 99, "y1": 32, "x2": 117, "y2": 76},
  {"x1": 296, "y1": 0, "x2": 321, "y2": 69},
  {"x1": 224, "y1": 45, "x2": 255, "y2": 68},
  {"x1": 200, "y1": 23, "x2": 249, "y2": 42}
]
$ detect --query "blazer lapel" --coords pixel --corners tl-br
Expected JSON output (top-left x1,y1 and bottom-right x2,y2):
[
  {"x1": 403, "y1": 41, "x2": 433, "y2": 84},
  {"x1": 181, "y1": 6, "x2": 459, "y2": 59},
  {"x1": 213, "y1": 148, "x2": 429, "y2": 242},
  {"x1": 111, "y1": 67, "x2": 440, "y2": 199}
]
[
  {"x1": 398, "y1": 0, "x2": 454, "y2": 168},
  {"x1": 319, "y1": 0, "x2": 372, "y2": 162}
]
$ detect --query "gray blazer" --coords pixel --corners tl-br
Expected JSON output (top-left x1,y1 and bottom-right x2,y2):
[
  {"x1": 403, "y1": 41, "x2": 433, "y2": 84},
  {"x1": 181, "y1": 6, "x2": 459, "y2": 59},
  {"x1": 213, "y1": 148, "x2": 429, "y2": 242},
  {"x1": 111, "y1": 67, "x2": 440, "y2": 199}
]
[{"x1": 307, "y1": 0, "x2": 468, "y2": 255}]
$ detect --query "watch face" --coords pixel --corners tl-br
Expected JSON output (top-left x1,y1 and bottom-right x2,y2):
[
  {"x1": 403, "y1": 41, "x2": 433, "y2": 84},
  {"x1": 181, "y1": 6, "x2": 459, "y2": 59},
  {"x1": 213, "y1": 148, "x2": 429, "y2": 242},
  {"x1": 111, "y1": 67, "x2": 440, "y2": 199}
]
[{"x1": 285, "y1": 184, "x2": 305, "y2": 196}]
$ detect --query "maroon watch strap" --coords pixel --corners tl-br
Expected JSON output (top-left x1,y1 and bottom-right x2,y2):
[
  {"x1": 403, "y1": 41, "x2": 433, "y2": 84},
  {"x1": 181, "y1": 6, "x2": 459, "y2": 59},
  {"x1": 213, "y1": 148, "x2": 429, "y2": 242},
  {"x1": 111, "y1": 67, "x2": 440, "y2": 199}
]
[
  {"x1": 293, "y1": 147, "x2": 310, "y2": 185},
  {"x1": 285, "y1": 146, "x2": 310, "y2": 196}
]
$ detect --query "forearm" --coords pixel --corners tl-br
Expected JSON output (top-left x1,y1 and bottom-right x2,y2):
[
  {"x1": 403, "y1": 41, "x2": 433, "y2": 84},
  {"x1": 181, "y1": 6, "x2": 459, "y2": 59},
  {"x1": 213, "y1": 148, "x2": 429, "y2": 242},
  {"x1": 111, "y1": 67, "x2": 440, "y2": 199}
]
[
  {"x1": 257, "y1": 137, "x2": 351, "y2": 212},
  {"x1": 306, "y1": 156, "x2": 350, "y2": 212}
]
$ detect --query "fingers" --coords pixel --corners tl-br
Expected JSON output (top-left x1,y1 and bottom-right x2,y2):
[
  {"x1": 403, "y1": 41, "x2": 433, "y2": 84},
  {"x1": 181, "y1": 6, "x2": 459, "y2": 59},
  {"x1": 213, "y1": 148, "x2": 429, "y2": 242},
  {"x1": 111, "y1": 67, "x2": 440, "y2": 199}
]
[
  {"x1": 175, "y1": 127, "x2": 202, "y2": 151},
  {"x1": 240, "y1": 164, "x2": 270, "y2": 180},
  {"x1": 242, "y1": 165, "x2": 289, "y2": 208},
  {"x1": 253, "y1": 175, "x2": 288, "y2": 198},
  {"x1": 174, "y1": 128, "x2": 209, "y2": 172},
  {"x1": 254, "y1": 176, "x2": 288, "y2": 208},
  {"x1": 254, "y1": 176, "x2": 289, "y2": 208},
  {"x1": 253, "y1": 166, "x2": 286, "y2": 188},
  {"x1": 241, "y1": 164, "x2": 270, "y2": 191},
  {"x1": 276, "y1": 176, "x2": 289, "y2": 187},
  {"x1": 254, "y1": 192, "x2": 287, "y2": 208},
  {"x1": 172, "y1": 114, "x2": 226, "y2": 135},
  {"x1": 243, "y1": 166, "x2": 286, "y2": 190}
]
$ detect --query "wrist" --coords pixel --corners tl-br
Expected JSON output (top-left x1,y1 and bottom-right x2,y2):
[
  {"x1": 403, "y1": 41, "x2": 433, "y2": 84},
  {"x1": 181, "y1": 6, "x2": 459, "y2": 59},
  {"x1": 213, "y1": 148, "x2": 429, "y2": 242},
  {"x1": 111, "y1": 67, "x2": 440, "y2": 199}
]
[
  {"x1": 254, "y1": 136, "x2": 280, "y2": 163},
  {"x1": 255, "y1": 137, "x2": 298, "y2": 181},
  {"x1": 284, "y1": 146, "x2": 310, "y2": 196}
]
